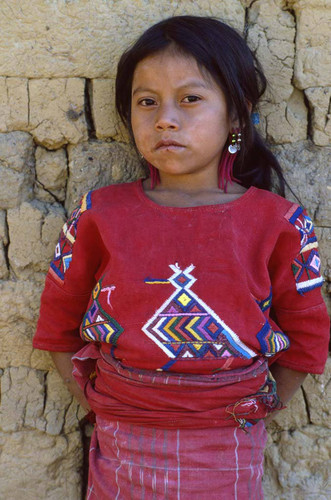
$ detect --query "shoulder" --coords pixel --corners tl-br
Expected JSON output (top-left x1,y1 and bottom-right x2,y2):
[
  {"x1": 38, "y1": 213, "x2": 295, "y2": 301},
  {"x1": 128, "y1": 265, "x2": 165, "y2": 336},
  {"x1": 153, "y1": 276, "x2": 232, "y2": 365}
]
[
  {"x1": 87, "y1": 180, "x2": 140, "y2": 211},
  {"x1": 72, "y1": 181, "x2": 141, "y2": 221},
  {"x1": 252, "y1": 189, "x2": 319, "y2": 262},
  {"x1": 250, "y1": 187, "x2": 304, "y2": 230},
  {"x1": 64, "y1": 181, "x2": 141, "y2": 237}
]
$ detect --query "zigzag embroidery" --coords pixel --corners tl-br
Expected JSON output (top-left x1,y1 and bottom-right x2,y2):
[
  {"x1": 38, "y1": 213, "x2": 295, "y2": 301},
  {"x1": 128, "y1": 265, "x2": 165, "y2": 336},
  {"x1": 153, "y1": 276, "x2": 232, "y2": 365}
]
[
  {"x1": 142, "y1": 264, "x2": 256, "y2": 369},
  {"x1": 284, "y1": 205, "x2": 324, "y2": 295},
  {"x1": 50, "y1": 191, "x2": 92, "y2": 284},
  {"x1": 256, "y1": 321, "x2": 290, "y2": 356},
  {"x1": 80, "y1": 278, "x2": 124, "y2": 345}
]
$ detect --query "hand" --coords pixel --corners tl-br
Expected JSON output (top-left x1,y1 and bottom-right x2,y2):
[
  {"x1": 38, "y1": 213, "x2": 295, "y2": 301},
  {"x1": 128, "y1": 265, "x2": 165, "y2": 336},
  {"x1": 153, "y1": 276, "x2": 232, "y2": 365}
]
[{"x1": 50, "y1": 351, "x2": 91, "y2": 411}]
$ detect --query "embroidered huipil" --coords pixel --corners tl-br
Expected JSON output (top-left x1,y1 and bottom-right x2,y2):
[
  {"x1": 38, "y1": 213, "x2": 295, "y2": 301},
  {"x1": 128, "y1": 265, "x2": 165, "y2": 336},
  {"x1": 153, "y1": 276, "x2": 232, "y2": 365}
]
[{"x1": 34, "y1": 180, "x2": 329, "y2": 377}]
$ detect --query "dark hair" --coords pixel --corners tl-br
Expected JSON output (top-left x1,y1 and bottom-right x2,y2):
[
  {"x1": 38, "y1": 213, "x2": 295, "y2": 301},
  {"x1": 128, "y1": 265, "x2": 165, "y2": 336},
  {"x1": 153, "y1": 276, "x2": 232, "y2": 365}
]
[{"x1": 116, "y1": 15, "x2": 285, "y2": 194}]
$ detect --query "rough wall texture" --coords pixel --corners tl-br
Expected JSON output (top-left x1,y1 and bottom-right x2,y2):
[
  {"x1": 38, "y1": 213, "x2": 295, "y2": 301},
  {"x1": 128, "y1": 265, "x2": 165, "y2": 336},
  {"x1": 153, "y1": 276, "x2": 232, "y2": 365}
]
[{"x1": 0, "y1": 1, "x2": 330, "y2": 498}]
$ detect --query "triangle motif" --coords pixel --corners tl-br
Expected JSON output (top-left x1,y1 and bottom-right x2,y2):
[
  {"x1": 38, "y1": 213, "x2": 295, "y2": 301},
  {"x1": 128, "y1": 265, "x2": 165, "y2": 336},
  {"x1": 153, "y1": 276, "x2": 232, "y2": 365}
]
[{"x1": 142, "y1": 264, "x2": 255, "y2": 367}]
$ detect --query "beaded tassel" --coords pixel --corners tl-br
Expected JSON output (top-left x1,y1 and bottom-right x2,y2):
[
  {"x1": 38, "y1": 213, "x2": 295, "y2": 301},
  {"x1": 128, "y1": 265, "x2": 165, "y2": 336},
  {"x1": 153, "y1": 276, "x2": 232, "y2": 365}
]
[
  {"x1": 148, "y1": 163, "x2": 160, "y2": 189},
  {"x1": 218, "y1": 128, "x2": 241, "y2": 192}
]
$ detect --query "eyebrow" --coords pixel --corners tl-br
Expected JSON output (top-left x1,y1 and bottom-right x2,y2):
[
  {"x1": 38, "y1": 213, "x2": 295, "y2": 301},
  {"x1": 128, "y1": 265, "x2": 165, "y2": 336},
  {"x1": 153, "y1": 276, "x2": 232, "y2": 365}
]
[{"x1": 132, "y1": 79, "x2": 211, "y2": 96}]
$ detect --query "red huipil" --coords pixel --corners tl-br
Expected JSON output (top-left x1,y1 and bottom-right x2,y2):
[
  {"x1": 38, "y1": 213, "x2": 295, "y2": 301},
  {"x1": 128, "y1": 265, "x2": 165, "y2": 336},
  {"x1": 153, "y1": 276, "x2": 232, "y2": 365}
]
[{"x1": 33, "y1": 180, "x2": 329, "y2": 499}]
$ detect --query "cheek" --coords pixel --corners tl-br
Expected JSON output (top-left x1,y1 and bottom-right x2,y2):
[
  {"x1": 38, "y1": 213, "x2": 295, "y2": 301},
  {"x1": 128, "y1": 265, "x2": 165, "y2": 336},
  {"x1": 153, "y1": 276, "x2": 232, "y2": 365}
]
[
  {"x1": 132, "y1": 129, "x2": 150, "y2": 156},
  {"x1": 131, "y1": 114, "x2": 152, "y2": 141},
  {"x1": 192, "y1": 112, "x2": 229, "y2": 143},
  {"x1": 131, "y1": 117, "x2": 144, "y2": 147}
]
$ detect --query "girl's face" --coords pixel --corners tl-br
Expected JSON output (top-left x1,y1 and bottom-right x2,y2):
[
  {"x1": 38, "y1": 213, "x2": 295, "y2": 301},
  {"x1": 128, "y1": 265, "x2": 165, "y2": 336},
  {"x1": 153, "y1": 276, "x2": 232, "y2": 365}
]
[{"x1": 131, "y1": 49, "x2": 235, "y2": 186}]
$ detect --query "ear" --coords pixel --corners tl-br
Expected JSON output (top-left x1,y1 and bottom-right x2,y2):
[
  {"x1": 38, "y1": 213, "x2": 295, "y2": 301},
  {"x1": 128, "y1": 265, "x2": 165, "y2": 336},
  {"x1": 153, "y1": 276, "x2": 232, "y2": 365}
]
[
  {"x1": 230, "y1": 101, "x2": 253, "y2": 129},
  {"x1": 246, "y1": 101, "x2": 253, "y2": 113}
]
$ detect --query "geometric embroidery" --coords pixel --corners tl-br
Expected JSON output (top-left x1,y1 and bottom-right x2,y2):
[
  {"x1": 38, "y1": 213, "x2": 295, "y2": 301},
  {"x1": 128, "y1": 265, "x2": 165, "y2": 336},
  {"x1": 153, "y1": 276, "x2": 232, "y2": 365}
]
[
  {"x1": 255, "y1": 290, "x2": 290, "y2": 356},
  {"x1": 49, "y1": 191, "x2": 92, "y2": 284},
  {"x1": 284, "y1": 205, "x2": 324, "y2": 295},
  {"x1": 256, "y1": 288, "x2": 272, "y2": 312},
  {"x1": 256, "y1": 321, "x2": 290, "y2": 357},
  {"x1": 80, "y1": 278, "x2": 124, "y2": 345},
  {"x1": 142, "y1": 264, "x2": 256, "y2": 370}
]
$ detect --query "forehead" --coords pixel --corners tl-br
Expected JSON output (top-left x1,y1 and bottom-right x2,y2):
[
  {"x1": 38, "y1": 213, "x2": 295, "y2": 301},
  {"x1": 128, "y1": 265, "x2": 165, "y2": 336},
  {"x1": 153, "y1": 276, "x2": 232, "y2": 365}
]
[{"x1": 132, "y1": 49, "x2": 214, "y2": 90}]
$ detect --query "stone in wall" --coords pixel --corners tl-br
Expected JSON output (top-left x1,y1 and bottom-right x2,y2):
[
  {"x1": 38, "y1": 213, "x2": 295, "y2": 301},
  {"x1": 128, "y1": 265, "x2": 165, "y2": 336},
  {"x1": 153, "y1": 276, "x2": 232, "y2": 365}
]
[
  {"x1": 66, "y1": 140, "x2": 144, "y2": 211},
  {"x1": 30, "y1": 347, "x2": 53, "y2": 372},
  {"x1": 0, "y1": 429, "x2": 82, "y2": 500},
  {"x1": 268, "y1": 387, "x2": 309, "y2": 431},
  {"x1": 247, "y1": 0, "x2": 308, "y2": 143},
  {"x1": 0, "y1": 366, "x2": 80, "y2": 435},
  {"x1": 271, "y1": 141, "x2": 331, "y2": 227},
  {"x1": 0, "y1": 366, "x2": 45, "y2": 432},
  {"x1": 302, "y1": 358, "x2": 331, "y2": 427},
  {"x1": 0, "y1": 280, "x2": 43, "y2": 368},
  {"x1": 264, "y1": 426, "x2": 330, "y2": 500},
  {"x1": 0, "y1": 77, "x2": 29, "y2": 132},
  {"x1": 248, "y1": 0, "x2": 295, "y2": 103},
  {"x1": 0, "y1": 364, "x2": 83, "y2": 499},
  {"x1": 90, "y1": 79, "x2": 118, "y2": 140},
  {"x1": 0, "y1": 131, "x2": 34, "y2": 209},
  {"x1": 7, "y1": 200, "x2": 65, "y2": 280},
  {"x1": 292, "y1": 2, "x2": 331, "y2": 89},
  {"x1": 0, "y1": 210, "x2": 8, "y2": 279},
  {"x1": 305, "y1": 87, "x2": 331, "y2": 146},
  {"x1": 29, "y1": 78, "x2": 88, "y2": 149},
  {"x1": 0, "y1": 0, "x2": 245, "y2": 78},
  {"x1": 44, "y1": 369, "x2": 81, "y2": 435},
  {"x1": 315, "y1": 227, "x2": 331, "y2": 307},
  {"x1": 34, "y1": 146, "x2": 67, "y2": 202},
  {"x1": 260, "y1": 89, "x2": 308, "y2": 143}
]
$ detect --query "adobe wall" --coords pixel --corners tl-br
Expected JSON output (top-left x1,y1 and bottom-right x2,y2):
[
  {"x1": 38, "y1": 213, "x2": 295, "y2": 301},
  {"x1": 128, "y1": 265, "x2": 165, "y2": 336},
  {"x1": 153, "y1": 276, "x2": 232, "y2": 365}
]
[{"x1": 0, "y1": 1, "x2": 329, "y2": 498}]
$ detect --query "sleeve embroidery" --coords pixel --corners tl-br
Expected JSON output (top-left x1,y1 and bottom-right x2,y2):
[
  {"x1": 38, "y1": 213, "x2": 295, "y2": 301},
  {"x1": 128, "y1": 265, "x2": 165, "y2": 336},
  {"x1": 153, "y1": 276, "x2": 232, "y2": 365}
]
[
  {"x1": 49, "y1": 191, "x2": 92, "y2": 285},
  {"x1": 284, "y1": 205, "x2": 324, "y2": 295}
]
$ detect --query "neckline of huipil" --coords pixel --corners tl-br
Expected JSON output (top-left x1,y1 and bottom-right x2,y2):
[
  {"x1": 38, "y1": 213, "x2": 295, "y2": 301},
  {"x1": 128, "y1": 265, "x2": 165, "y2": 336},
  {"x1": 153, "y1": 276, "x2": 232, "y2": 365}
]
[{"x1": 136, "y1": 179, "x2": 257, "y2": 213}]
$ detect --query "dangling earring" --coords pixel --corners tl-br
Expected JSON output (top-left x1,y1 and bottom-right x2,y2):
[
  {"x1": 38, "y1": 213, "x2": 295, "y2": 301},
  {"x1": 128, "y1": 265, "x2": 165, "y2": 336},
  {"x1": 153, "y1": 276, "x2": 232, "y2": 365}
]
[
  {"x1": 138, "y1": 151, "x2": 159, "y2": 189},
  {"x1": 218, "y1": 128, "x2": 241, "y2": 192},
  {"x1": 147, "y1": 163, "x2": 160, "y2": 189}
]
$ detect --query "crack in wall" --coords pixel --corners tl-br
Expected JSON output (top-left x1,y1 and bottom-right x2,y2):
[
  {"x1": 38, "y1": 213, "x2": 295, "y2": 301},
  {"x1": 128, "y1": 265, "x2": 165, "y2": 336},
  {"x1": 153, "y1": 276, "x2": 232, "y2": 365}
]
[
  {"x1": 64, "y1": 145, "x2": 70, "y2": 217},
  {"x1": 3, "y1": 211, "x2": 10, "y2": 272},
  {"x1": 326, "y1": 95, "x2": 331, "y2": 130},
  {"x1": 243, "y1": 5, "x2": 250, "y2": 39},
  {"x1": 41, "y1": 371, "x2": 48, "y2": 417},
  {"x1": 283, "y1": 2, "x2": 312, "y2": 143},
  {"x1": 34, "y1": 179, "x2": 63, "y2": 205},
  {"x1": 301, "y1": 385, "x2": 312, "y2": 424},
  {"x1": 303, "y1": 92, "x2": 314, "y2": 142},
  {"x1": 84, "y1": 79, "x2": 96, "y2": 140},
  {"x1": 27, "y1": 79, "x2": 30, "y2": 128}
]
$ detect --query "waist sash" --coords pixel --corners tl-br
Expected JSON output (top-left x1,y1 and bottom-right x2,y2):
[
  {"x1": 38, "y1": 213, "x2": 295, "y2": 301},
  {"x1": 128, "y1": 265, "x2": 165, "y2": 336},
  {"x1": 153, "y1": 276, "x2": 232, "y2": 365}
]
[{"x1": 72, "y1": 343, "x2": 283, "y2": 429}]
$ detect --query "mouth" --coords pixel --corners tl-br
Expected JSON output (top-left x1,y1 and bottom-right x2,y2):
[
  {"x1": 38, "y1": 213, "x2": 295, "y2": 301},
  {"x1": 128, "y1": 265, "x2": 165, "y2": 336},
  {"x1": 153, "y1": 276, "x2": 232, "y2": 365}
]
[{"x1": 154, "y1": 140, "x2": 185, "y2": 151}]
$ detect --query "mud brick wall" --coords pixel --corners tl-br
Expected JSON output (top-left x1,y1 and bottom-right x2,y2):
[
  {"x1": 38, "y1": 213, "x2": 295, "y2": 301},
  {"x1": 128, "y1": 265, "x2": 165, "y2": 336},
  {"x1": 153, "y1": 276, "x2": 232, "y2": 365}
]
[{"x1": 0, "y1": 1, "x2": 330, "y2": 498}]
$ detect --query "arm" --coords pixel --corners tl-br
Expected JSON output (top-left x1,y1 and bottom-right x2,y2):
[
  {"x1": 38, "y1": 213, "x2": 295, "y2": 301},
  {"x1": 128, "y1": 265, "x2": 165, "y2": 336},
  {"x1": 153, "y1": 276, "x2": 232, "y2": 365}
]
[
  {"x1": 264, "y1": 363, "x2": 307, "y2": 425},
  {"x1": 50, "y1": 351, "x2": 91, "y2": 412}
]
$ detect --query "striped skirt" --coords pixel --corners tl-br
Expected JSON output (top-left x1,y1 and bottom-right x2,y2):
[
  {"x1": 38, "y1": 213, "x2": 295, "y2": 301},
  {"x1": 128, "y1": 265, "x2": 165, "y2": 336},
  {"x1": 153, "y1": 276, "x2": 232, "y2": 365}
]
[{"x1": 86, "y1": 417, "x2": 267, "y2": 500}]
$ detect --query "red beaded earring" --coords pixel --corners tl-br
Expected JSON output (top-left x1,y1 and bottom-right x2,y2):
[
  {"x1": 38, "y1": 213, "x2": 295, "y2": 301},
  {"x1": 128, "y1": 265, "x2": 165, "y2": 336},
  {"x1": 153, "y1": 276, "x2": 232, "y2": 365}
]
[
  {"x1": 147, "y1": 163, "x2": 160, "y2": 189},
  {"x1": 218, "y1": 128, "x2": 241, "y2": 192}
]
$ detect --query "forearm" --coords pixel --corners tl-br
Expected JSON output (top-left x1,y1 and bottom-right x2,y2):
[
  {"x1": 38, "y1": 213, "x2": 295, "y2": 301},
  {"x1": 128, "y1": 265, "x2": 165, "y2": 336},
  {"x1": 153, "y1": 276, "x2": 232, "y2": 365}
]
[
  {"x1": 50, "y1": 351, "x2": 91, "y2": 412},
  {"x1": 265, "y1": 363, "x2": 308, "y2": 425},
  {"x1": 270, "y1": 363, "x2": 308, "y2": 404}
]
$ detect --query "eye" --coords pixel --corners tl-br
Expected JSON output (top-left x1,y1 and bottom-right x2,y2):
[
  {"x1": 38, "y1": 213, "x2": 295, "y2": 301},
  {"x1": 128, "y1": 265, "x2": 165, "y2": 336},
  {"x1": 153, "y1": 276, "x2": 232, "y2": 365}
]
[
  {"x1": 138, "y1": 98, "x2": 157, "y2": 107},
  {"x1": 182, "y1": 95, "x2": 201, "y2": 103}
]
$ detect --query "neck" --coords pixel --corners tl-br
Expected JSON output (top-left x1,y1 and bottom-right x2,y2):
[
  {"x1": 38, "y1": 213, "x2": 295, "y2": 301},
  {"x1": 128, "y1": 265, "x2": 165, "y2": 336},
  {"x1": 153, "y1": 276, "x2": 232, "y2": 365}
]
[{"x1": 157, "y1": 171, "x2": 219, "y2": 193}]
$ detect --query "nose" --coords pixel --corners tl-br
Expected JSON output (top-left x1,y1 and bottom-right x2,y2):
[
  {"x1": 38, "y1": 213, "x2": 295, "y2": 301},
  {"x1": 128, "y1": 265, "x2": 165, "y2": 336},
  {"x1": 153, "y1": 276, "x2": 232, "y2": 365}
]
[{"x1": 155, "y1": 103, "x2": 179, "y2": 131}]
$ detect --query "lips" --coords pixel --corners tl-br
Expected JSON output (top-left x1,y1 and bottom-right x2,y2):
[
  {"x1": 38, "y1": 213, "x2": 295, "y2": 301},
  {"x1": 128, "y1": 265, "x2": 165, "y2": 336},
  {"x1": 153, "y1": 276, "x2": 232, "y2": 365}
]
[{"x1": 154, "y1": 139, "x2": 185, "y2": 150}]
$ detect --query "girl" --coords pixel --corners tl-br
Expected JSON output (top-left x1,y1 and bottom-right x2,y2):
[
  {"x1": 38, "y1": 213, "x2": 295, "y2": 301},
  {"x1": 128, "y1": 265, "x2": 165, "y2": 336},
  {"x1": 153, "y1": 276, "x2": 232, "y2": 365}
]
[{"x1": 33, "y1": 16, "x2": 329, "y2": 499}]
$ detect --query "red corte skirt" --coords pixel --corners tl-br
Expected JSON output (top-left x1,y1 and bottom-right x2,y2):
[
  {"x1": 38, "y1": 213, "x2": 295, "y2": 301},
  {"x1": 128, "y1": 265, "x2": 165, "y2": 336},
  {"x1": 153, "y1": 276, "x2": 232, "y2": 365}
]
[{"x1": 86, "y1": 417, "x2": 267, "y2": 500}]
